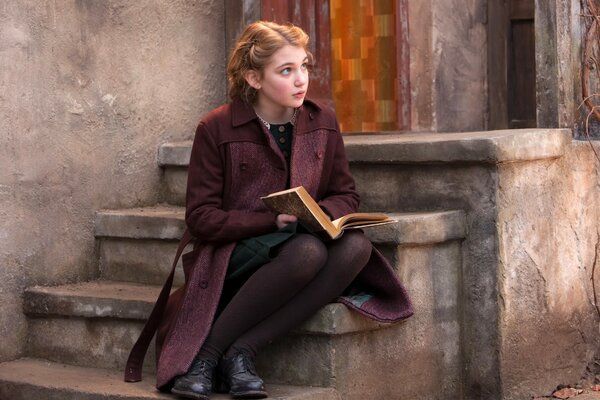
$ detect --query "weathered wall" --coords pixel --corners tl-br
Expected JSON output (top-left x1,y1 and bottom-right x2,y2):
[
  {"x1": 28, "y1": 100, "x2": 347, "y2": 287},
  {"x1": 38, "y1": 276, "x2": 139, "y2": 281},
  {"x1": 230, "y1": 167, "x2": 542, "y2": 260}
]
[
  {"x1": 0, "y1": 0, "x2": 225, "y2": 362},
  {"x1": 497, "y1": 141, "x2": 600, "y2": 399},
  {"x1": 536, "y1": 0, "x2": 582, "y2": 131},
  {"x1": 408, "y1": 0, "x2": 488, "y2": 132}
]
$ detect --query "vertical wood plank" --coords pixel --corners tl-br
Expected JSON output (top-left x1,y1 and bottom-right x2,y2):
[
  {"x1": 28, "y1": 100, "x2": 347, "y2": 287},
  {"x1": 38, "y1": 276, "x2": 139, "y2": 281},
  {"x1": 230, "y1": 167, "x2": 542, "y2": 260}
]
[
  {"x1": 508, "y1": 0, "x2": 536, "y2": 128},
  {"x1": 262, "y1": 0, "x2": 333, "y2": 108},
  {"x1": 488, "y1": 0, "x2": 509, "y2": 130},
  {"x1": 396, "y1": 0, "x2": 411, "y2": 131},
  {"x1": 224, "y1": 0, "x2": 261, "y2": 53}
]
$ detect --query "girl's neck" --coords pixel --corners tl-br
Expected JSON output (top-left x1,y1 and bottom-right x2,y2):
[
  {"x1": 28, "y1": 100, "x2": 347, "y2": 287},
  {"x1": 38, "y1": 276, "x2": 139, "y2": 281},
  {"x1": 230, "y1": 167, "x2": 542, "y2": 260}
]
[{"x1": 253, "y1": 104, "x2": 295, "y2": 125}]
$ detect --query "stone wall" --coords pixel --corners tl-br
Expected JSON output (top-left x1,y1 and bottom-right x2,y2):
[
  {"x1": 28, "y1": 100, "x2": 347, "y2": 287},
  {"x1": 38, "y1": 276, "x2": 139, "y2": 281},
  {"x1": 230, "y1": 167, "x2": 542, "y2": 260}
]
[
  {"x1": 0, "y1": 0, "x2": 225, "y2": 362},
  {"x1": 408, "y1": 0, "x2": 488, "y2": 132},
  {"x1": 536, "y1": 0, "x2": 583, "y2": 132},
  {"x1": 498, "y1": 140, "x2": 600, "y2": 399}
]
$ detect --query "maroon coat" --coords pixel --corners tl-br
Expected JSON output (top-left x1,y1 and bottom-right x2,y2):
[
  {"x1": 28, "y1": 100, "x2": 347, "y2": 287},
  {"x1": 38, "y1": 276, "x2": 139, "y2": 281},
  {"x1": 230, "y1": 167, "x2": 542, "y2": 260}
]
[{"x1": 155, "y1": 98, "x2": 413, "y2": 389}]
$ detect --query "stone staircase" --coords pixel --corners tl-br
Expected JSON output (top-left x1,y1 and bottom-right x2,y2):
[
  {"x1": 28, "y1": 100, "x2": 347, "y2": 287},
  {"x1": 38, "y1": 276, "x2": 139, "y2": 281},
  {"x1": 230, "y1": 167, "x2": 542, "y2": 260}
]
[{"x1": 0, "y1": 129, "x2": 571, "y2": 399}]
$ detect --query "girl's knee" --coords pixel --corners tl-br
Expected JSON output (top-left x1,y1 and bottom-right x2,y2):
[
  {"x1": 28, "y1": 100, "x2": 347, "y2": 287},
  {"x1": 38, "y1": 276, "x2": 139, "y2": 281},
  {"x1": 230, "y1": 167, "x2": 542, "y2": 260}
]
[
  {"x1": 284, "y1": 234, "x2": 327, "y2": 281},
  {"x1": 341, "y1": 231, "x2": 372, "y2": 260}
]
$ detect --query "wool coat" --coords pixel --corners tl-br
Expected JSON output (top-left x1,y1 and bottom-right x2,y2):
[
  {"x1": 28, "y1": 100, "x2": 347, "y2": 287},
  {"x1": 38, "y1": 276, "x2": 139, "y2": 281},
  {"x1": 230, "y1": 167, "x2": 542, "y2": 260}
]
[{"x1": 154, "y1": 98, "x2": 414, "y2": 390}]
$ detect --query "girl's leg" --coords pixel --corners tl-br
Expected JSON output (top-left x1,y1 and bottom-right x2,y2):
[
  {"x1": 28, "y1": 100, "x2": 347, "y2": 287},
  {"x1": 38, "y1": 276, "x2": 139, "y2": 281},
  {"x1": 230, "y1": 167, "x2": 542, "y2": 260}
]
[
  {"x1": 225, "y1": 230, "x2": 372, "y2": 358},
  {"x1": 197, "y1": 233, "x2": 328, "y2": 362}
]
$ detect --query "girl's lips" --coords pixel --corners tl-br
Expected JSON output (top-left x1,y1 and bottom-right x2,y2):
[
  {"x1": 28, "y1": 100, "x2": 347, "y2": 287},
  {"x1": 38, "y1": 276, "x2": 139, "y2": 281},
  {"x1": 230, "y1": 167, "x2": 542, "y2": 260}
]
[{"x1": 293, "y1": 92, "x2": 305, "y2": 98}]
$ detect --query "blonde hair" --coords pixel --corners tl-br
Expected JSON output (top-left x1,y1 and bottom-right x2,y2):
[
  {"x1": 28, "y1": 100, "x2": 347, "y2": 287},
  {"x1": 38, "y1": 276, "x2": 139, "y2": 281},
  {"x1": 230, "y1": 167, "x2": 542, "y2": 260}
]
[{"x1": 227, "y1": 21, "x2": 312, "y2": 104}]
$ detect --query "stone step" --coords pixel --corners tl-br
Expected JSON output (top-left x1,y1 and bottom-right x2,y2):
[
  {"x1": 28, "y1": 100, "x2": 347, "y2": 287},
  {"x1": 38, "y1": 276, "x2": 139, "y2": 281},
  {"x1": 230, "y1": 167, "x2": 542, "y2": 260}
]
[
  {"x1": 0, "y1": 358, "x2": 340, "y2": 400},
  {"x1": 90, "y1": 207, "x2": 468, "y2": 398},
  {"x1": 22, "y1": 280, "x2": 388, "y2": 373},
  {"x1": 25, "y1": 238, "x2": 466, "y2": 398},
  {"x1": 95, "y1": 206, "x2": 466, "y2": 286},
  {"x1": 156, "y1": 130, "x2": 570, "y2": 205}
]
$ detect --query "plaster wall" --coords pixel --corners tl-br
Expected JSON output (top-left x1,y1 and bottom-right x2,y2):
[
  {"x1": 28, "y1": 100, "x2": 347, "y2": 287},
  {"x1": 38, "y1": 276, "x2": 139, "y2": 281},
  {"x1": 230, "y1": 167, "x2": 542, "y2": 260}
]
[
  {"x1": 0, "y1": 0, "x2": 225, "y2": 362},
  {"x1": 536, "y1": 0, "x2": 583, "y2": 132},
  {"x1": 408, "y1": 0, "x2": 488, "y2": 132},
  {"x1": 497, "y1": 141, "x2": 600, "y2": 399}
]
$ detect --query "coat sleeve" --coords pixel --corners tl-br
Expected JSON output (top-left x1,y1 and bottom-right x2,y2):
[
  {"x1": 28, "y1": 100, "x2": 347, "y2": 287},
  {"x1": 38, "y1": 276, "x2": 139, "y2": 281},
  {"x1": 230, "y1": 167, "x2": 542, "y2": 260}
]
[
  {"x1": 317, "y1": 122, "x2": 360, "y2": 220},
  {"x1": 185, "y1": 122, "x2": 278, "y2": 242}
]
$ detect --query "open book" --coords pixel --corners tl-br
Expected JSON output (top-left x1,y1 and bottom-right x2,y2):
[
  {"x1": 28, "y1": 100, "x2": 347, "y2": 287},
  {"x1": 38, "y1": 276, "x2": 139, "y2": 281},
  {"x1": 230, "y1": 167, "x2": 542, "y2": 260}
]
[{"x1": 261, "y1": 186, "x2": 394, "y2": 240}]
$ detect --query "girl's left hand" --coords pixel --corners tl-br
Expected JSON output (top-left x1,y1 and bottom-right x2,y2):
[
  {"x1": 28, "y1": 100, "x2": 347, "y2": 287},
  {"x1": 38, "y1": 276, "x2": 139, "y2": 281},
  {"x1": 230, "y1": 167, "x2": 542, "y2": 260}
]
[{"x1": 276, "y1": 214, "x2": 298, "y2": 229}]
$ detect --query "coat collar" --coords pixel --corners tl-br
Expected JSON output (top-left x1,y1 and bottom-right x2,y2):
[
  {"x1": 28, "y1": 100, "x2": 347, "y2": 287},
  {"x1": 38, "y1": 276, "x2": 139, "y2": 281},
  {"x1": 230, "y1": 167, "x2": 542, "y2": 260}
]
[{"x1": 230, "y1": 97, "x2": 322, "y2": 128}]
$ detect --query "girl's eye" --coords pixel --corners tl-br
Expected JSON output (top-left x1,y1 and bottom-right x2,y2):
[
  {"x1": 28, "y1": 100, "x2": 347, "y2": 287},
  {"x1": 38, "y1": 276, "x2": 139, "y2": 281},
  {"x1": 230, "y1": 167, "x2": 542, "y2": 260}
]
[
  {"x1": 301, "y1": 63, "x2": 308, "y2": 70},
  {"x1": 281, "y1": 68, "x2": 291, "y2": 75}
]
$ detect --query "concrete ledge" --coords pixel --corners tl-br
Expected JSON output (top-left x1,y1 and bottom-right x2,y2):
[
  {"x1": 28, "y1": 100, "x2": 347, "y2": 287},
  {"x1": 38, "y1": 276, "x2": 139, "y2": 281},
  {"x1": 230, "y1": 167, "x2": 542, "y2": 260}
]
[
  {"x1": 368, "y1": 210, "x2": 466, "y2": 245},
  {"x1": 24, "y1": 281, "x2": 158, "y2": 320},
  {"x1": 23, "y1": 281, "x2": 380, "y2": 335},
  {"x1": 0, "y1": 358, "x2": 341, "y2": 400},
  {"x1": 95, "y1": 207, "x2": 466, "y2": 245},
  {"x1": 158, "y1": 140, "x2": 192, "y2": 167},
  {"x1": 344, "y1": 129, "x2": 572, "y2": 164},
  {"x1": 95, "y1": 206, "x2": 185, "y2": 239},
  {"x1": 157, "y1": 129, "x2": 571, "y2": 167}
]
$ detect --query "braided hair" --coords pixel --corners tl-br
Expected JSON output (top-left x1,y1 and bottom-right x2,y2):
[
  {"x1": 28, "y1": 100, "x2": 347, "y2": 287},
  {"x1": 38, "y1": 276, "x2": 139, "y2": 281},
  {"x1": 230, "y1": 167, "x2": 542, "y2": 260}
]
[{"x1": 227, "y1": 21, "x2": 312, "y2": 104}]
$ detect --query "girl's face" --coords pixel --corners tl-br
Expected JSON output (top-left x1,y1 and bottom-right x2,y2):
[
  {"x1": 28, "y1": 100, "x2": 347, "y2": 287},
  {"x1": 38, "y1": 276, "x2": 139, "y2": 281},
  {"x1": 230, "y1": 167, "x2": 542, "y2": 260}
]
[{"x1": 248, "y1": 44, "x2": 309, "y2": 119}]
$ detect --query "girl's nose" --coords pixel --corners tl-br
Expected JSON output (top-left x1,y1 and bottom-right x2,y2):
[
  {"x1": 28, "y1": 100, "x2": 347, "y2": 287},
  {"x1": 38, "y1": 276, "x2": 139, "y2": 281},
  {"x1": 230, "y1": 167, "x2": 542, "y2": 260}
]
[{"x1": 295, "y1": 70, "x2": 308, "y2": 86}]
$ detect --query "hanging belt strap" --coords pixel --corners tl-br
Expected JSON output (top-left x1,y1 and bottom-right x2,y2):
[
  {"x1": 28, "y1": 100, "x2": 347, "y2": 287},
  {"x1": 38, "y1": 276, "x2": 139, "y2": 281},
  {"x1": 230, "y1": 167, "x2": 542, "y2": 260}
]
[{"x1": 124, "y1": 229, "x2": 193, "y2": 382}]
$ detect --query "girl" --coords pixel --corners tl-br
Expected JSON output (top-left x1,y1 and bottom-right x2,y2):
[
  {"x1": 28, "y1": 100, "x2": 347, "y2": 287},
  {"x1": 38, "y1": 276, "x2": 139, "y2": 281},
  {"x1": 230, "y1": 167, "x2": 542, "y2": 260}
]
[{"x1": 128, "y1": 20, "x2": 412, "y2": 400}]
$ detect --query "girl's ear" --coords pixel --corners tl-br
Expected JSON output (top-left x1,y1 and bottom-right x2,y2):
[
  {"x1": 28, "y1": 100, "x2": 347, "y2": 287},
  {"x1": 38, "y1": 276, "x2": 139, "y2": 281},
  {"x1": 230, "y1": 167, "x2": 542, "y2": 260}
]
[{"x1": 244, "y1": 70, "x2": 262, "y2": 90}]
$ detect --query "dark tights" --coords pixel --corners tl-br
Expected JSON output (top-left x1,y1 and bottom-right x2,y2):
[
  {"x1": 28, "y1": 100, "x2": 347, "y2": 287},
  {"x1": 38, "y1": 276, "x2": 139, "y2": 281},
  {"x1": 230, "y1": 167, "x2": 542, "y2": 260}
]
[{"x1": 197, "y1": 231, "x2": 372, "y2": 362}]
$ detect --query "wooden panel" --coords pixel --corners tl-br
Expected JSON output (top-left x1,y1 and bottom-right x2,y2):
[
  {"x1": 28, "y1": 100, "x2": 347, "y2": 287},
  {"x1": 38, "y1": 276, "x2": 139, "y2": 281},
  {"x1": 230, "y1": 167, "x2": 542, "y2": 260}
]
[
  {"x1": 489, "y1": 0, "x2": 536, "y2": 129},
  {"x1": 262, "y1": 0, "x2": 333, "y2": 108},
  {"x1": 508, "y1": 18, "x2": 536, "y2": 128},
  {"x1": 395, "y1": 0, "x2": 410, "y2": 131},
  {"x1": 510, "y1": 0, "x2": 535, "y2": 20},
  {"x1": 224, "y1": 0, "x2": 261, "y2": 52},
  {"x1": 330, "y1": 0, "x2": 401, "y2": 132}
]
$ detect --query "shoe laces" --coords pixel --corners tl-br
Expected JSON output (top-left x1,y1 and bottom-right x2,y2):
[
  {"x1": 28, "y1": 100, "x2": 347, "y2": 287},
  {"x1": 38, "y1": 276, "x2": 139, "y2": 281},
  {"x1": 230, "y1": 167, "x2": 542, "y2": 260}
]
[
  {"x1": 236, "y1": 352, "x2": 258, "y2": 376},
  {"x1": 189, "y1": 359, "x2": 213, "y2": 379}
]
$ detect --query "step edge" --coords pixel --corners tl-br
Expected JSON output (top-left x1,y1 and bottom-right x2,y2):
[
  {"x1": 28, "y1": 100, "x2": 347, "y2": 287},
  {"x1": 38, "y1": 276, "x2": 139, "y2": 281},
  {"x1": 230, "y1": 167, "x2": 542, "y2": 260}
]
[
  {"x1": 94, "y1": 207, "x2": 467, "y2": 244},
  {"x1": 23, "y1": 281, "x2": 389, "y2": 335},
  {"x1": 158, "y1": 129, "x2": 571, "y2": 166},
  {"x1": 0, "y1": 358, "x2": 340, "y2": 399}
]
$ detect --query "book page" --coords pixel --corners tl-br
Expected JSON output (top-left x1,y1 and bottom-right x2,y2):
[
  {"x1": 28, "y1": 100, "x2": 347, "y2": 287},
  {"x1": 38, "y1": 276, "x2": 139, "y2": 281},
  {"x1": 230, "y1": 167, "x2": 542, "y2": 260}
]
[{"x1": 331, "y1": 212, "x2": 393, "y2": 230}]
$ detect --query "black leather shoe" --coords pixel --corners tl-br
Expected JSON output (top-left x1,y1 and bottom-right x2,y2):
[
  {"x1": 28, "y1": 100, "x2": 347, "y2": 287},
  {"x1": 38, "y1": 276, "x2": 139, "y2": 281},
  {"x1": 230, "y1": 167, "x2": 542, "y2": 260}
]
[
  {"x1": 217, "y1": 351, "x2": 267, "y2": 399},
  {"x1": 171, "y1": 356, "x2": 217, "y2": 400}
]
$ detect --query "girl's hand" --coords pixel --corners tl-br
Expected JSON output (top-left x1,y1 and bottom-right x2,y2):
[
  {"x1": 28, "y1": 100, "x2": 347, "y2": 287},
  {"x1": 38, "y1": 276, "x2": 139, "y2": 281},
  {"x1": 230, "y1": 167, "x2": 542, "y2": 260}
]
[{"x1": 276, "y1": 214, "x2": 298, "y2": 229}]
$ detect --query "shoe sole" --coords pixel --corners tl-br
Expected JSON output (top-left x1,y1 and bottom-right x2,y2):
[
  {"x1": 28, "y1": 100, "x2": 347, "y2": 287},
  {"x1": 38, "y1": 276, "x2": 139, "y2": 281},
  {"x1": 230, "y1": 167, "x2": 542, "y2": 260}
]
[
  {"x1": 171, "y1": 387, "x2": 210, "y2": 400},
  {"x1": 230, "y1": 390, "x2": 268, "y2": 399}
]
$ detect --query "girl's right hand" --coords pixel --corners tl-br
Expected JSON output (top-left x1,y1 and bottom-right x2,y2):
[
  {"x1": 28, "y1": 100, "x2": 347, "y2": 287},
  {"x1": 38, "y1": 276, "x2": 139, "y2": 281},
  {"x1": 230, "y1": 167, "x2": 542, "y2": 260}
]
[{"x1": 276, "y1": 214, "x2": 298, "y2": 229}]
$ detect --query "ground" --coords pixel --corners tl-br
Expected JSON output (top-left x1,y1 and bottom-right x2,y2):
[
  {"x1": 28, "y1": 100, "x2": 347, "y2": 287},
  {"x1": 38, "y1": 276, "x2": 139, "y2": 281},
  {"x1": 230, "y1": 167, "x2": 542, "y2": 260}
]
[{"x1": 533, "y1": 359, "x2": 600, "y2": 399}]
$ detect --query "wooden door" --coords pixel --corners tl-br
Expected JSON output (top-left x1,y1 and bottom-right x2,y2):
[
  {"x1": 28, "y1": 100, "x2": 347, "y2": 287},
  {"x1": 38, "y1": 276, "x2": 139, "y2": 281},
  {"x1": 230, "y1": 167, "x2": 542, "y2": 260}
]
[
  {"x1": 508, "y1": 0, "x2": 536, "y2": 128},
  {"x1": 488, "y1": 0, "x2": 536, "y2": 129}
]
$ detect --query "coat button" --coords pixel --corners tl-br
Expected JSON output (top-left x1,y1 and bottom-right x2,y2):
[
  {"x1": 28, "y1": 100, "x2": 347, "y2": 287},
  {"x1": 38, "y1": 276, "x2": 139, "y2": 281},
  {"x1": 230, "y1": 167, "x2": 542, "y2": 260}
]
[
  {"x1": 199, "y1": 280, "x2": 208, "y2": 289},
  {"x1": 309, "y1": 112, "x2": 314, "y2": 119}
]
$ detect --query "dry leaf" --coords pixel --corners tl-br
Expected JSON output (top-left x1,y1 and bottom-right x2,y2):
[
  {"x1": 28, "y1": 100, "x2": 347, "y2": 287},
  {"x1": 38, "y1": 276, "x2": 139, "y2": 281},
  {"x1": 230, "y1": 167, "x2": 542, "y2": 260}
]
[{"x1": 552, "y1": 387, "x2": 583, "y2": 399}]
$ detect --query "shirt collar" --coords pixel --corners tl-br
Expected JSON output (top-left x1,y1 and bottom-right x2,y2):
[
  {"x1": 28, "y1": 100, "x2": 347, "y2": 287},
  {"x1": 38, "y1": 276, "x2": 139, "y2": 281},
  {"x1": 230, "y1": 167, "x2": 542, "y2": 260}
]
[{"x1": 230, "y1": 97, "x2": 322, "y2": 128}]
